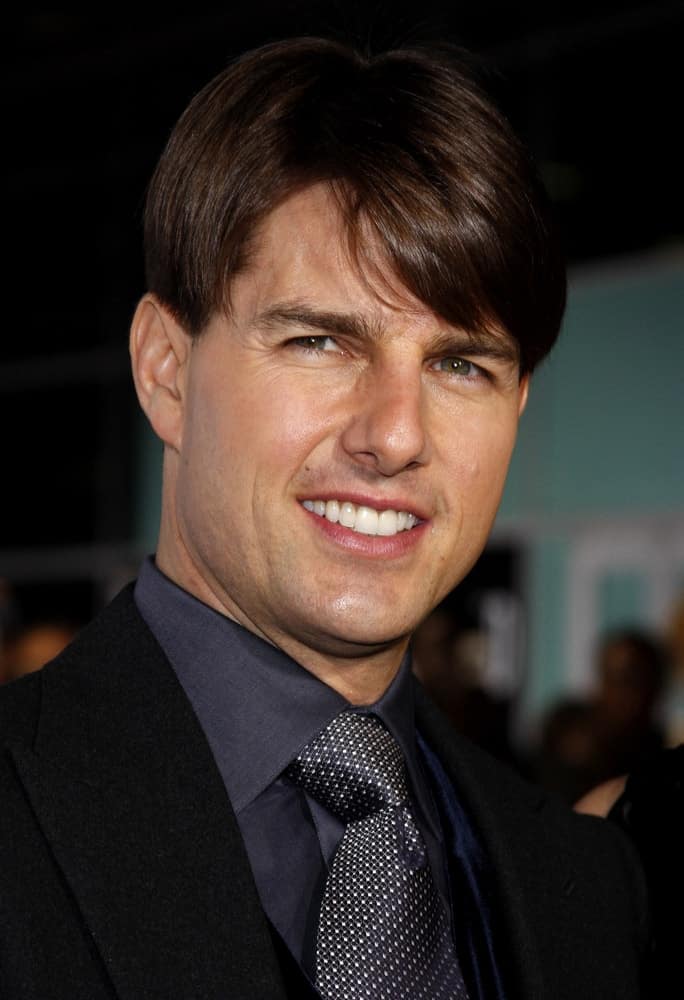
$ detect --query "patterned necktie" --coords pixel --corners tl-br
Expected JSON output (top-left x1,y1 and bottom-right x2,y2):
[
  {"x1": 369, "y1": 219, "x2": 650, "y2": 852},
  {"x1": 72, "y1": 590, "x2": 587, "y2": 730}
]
[{"x1": 287, "y1": 710, "x2": 469, "y2": 1000}]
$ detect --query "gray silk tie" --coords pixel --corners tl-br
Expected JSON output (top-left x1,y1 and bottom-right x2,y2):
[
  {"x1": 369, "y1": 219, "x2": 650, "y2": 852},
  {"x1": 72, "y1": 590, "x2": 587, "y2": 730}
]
[{"x1": 287, "y1": 710, "x2": 469, "y2": 1000}]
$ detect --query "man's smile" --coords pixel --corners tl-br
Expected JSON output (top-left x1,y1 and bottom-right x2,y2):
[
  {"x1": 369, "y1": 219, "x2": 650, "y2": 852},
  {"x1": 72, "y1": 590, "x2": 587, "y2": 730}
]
[{"x1": 300, "y1": 498, "x2": 420, "y2": 537}]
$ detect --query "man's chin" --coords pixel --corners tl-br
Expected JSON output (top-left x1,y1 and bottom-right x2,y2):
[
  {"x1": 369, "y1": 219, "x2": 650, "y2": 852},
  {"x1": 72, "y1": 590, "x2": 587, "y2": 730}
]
[
  {"x1": 292, "y1": 611, "x2": 417, "y2": 661},
  {"x1": 265, "y1": 586, "x2": 430, "y2": 662},
  {"x1": 311, "y1": 631, "x2": 407, "y2": 660}
]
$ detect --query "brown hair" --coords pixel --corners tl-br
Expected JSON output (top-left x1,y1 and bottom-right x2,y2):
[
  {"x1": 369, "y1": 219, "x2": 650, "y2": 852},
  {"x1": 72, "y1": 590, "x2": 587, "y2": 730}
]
[{"x1": 144, "y1": 37, "x2": 566, "y2": 373}]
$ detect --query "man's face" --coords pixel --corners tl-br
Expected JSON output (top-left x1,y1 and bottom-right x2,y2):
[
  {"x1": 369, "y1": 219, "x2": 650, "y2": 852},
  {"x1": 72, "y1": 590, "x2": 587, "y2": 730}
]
[{"x1": 165, "y1": 185, "x2": 527, "y2": 667}]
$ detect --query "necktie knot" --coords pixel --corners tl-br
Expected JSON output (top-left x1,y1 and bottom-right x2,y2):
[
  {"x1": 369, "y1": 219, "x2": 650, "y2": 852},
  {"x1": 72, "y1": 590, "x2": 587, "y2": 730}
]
[
  {"x1": 287, "y1": 709, "x2": 468, "y2": 998},
  {"x1": 287, "y1": 711, "x2": 408, "y2": 822}
]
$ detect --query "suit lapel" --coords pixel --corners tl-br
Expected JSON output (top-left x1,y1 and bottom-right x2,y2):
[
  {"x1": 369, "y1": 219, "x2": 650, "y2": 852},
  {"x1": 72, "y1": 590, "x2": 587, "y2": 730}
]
[
  {"x1": 10, "y1": 588, "x2": 288, "y2": 1000},
  {"x1": 415, "y1": 684, "x2": 562, "y2": 1000}
]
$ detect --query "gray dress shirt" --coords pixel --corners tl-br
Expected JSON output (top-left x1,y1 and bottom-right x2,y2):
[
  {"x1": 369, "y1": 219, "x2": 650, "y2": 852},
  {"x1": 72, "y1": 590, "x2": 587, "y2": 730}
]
[{"x1": 134, "y1": 558, "x2": 452, "y2": 980}]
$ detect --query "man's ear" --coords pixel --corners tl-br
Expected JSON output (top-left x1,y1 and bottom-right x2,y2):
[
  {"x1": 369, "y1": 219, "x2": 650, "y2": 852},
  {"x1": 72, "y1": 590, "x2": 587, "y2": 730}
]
[
  {"x1": 518, "y1": 374, "x2": 530, "y2": 417},
  {"x1": 129, "y1": 294, "x2": 191, "y2": 451}
]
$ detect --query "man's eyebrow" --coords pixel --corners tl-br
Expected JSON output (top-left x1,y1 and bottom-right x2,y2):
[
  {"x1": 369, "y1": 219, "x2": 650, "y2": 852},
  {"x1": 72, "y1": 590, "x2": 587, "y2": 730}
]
[
  {"x1": 256, "y1": 302, "x2": 519, "y2": 364},
  {"x1": 429, "y1": 329, "x2": 520, "y2": 365},
  {"x1": 256, "y1": 304, "x2": 377, "y2": 340}
]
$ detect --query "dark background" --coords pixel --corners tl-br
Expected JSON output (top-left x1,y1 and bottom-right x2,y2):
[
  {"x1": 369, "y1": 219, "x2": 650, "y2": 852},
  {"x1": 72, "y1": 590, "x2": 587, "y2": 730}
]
[{"x1": 1, "y1": 5, "x2": 682, "y2": 616}]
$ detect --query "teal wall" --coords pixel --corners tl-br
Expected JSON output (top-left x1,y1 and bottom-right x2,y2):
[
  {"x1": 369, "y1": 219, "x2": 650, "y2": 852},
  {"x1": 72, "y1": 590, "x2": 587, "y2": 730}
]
[
  {"x1": 501, "y1": 251, "x2": 684, "y2": 520},
  {"x1": 135, "y1": 410, "x2": 162, "y2": 552},
  {"x1": 497, "y1": 249, "x2": 684, "y2": 720}
]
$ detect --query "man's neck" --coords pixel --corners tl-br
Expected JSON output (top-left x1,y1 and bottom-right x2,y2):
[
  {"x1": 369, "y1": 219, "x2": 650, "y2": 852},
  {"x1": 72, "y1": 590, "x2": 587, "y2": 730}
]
[{"x1": 154, "y1": 547, "x2": 408, "y2": 706}]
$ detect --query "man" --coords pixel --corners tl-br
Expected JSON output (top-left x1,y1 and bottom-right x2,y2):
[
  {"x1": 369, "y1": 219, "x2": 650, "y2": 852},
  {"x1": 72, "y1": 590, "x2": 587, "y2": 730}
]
[{"x1": 0, "y1": 37, "x2": 648, "y2": 999}]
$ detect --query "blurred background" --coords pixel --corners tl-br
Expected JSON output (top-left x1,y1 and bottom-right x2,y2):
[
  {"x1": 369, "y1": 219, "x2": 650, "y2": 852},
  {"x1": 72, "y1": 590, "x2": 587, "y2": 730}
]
[{"x1": 2, "y1": 6, "x2": 683, "y2": 799}]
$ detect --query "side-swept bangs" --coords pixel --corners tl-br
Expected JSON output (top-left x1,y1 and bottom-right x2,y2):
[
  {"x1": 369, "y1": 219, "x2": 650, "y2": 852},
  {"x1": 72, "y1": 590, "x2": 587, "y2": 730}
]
[{"x1": 144, "y1": 38, "x2": 566, "y2": 373}]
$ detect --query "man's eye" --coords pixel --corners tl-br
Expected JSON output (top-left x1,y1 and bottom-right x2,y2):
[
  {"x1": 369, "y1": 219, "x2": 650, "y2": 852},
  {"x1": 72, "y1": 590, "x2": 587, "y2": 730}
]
[
  {"x1": 290, "y1": 335, "x2": 339, "y2": 352},
  {"x1": 434, "y1": 357, "x2": 480, "y2": 377}
]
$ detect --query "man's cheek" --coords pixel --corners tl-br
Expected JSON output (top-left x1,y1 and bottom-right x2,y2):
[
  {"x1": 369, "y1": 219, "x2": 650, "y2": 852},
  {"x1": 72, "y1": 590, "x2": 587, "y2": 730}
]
[{"x1": 446, "y1": 448, "x2": 482, "y2": 492}]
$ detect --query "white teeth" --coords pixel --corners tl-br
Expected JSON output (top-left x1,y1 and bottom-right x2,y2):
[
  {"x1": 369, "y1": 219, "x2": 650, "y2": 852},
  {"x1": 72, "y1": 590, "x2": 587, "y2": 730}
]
[
  {"x1": 339, "y1": 502, "x2": 356, "y2": 528},
  {"x1": 355, "y1": 506, "x2": 379, "y2": 535},
  {"x1": 377, "y1": 510, "x2": 398, "y2": 536},
  {"x1": 302, "y1": 499, "x2": 419, "y2": 536}
]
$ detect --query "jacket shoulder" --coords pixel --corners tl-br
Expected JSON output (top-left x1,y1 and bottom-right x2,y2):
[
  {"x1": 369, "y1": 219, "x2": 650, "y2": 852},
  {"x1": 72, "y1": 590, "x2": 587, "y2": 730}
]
[
  {"x1": 0, "y1": 584, "x2": 148, "y2": 746},
  {"x1": 415, "y1": 679, "x2": 650, "y2": 932},
  {"x1": 0, "y1": 669, "x2": 42, "y2": 743}
]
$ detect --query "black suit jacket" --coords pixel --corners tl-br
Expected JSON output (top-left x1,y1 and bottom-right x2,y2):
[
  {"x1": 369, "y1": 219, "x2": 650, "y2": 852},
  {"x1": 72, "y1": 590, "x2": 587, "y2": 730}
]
[{"x1": 0, "y1": 588, "x2": 649, "y2": 999}]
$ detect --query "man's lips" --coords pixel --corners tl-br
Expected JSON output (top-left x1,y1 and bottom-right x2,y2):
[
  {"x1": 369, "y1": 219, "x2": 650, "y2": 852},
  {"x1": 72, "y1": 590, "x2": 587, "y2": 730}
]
[{"x1": 299, "y1": 495, "x2": 427, "y2": 538}]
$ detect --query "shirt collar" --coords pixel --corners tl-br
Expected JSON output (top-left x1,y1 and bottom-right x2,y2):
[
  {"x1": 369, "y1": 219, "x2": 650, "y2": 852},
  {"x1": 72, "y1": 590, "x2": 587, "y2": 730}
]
[{"x1": 134, "y1": 557, "x2": 438, "y2": 832}]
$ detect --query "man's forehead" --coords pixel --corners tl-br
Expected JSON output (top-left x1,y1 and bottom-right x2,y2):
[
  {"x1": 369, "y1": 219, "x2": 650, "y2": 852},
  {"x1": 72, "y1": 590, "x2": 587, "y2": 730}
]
[
  {"x1": 229, "y1": 183, "x2": 519, "y2": 362},
  {"x1": 247, "y1": 184, "x2": 381, "y2": 285},
  {"x1": 229, "y1": 186, "x2": 418, "y2": 317}
]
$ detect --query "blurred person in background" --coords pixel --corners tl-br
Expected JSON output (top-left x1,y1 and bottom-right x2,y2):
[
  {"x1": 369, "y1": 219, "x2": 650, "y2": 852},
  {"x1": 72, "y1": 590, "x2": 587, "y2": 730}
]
[
  {"x1": 534, "y1": 627, "x2": 666, "y2": 804},
  {"x1": 0, "y1": 619, "x2": 78, "y2": 684},
  {"x1": 576, "y1": 743, "x2": 684, "y2": 997},
  {"x1": 0, "y1": 35, "x2": 649, "y2": 1000},
  {"x1": 0, "y1": 581, "x2": 81, "y2": 685},
  {"x1": 573, "y1": 608, "x2": 684, "y2": 996},
  {"x1": 660, "y1": 593, "x2": 684, "y2": 747},
  {"x1": 412, "y1": 604, "x2": 516, "y2": 765}
]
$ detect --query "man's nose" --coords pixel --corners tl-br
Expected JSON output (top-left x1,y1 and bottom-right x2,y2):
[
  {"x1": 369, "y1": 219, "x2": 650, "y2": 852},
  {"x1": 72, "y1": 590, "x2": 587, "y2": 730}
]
[{"x1": 340, "y1": 366, "x2": 430, "y2": 476}]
